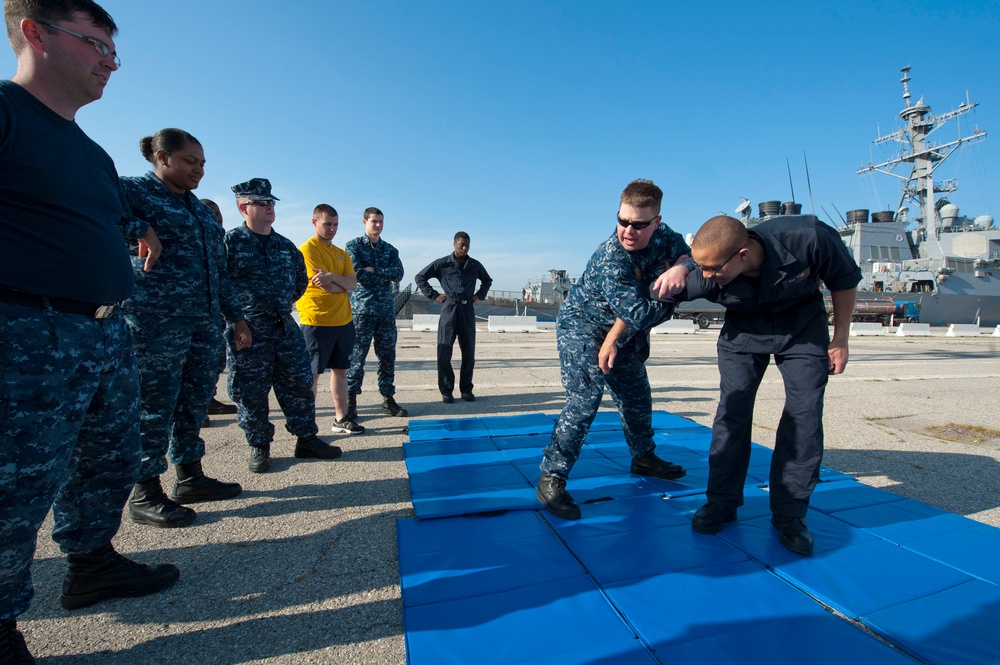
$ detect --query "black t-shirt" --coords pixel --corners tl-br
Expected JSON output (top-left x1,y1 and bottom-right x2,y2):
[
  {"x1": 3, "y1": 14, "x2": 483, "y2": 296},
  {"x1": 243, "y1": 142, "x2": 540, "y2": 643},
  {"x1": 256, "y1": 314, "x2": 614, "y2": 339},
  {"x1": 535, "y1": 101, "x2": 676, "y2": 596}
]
[{"x1": 0, "y1": 80, "x2": 133, "y2": 303}]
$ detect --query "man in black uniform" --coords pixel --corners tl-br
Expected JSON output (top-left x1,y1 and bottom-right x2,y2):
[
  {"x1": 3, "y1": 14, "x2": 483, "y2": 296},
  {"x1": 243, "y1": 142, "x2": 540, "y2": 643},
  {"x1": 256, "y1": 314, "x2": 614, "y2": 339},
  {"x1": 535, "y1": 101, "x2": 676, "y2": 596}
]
[
  {"x1": 667, "y1": 214, "x2": 859, "y2": 555},
  {"x1": 414, "y1": 232, "x2": 493, "y2": 402}
]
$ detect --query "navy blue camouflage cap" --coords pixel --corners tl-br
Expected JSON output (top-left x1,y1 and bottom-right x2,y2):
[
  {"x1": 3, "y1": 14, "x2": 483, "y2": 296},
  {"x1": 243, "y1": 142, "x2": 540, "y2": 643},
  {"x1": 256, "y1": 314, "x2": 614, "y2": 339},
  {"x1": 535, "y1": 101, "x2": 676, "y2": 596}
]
[{"x1": 231, "y1": 177, "x2": 280, "y2": 202}]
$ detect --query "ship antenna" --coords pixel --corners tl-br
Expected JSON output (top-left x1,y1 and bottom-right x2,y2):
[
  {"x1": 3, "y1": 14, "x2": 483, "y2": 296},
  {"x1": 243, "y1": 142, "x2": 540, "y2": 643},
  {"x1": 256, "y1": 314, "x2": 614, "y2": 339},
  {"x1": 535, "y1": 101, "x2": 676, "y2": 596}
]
[
  {"x1": 786, "y1": 158, "x2": 796, "y2": 204},
  {"x1": 804, "y1": 151, "x2": 815, "y2": 214},
  {"x1": 821, "y1": 206, "x2": 837, "y2": 226},
  {"x1": 900, "y1": 66, "x2": 911, "y2": 107},
  {"x1": 829, "y1": 202, "x2": 847, "y2": 225}
]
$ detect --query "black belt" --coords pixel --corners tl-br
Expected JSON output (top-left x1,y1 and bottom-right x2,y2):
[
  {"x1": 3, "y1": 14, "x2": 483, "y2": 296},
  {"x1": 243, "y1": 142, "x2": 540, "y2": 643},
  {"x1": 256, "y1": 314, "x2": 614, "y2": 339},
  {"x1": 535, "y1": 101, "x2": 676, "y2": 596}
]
[
  {"x1": 447, "y1": 296, "x2": 470, "y2": 304},
  {"x1": 0, "y1": 288, "x2": 118, "y2": 319}
]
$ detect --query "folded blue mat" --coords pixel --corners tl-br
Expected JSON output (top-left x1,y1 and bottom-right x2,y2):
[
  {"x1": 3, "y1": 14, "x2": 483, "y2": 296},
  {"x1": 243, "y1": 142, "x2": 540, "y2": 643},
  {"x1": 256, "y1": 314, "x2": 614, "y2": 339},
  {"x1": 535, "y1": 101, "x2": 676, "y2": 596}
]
[{"x1": 410, "y1": 483, "x2": 538, "y2": 519}]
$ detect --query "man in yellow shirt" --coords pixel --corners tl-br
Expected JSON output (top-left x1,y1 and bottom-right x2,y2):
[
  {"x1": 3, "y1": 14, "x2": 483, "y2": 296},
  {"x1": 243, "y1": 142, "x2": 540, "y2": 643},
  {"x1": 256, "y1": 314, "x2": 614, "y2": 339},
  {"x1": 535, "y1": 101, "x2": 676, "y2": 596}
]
[{"x1": 296, "y1": 205, "x2": 364, "y2": 434}]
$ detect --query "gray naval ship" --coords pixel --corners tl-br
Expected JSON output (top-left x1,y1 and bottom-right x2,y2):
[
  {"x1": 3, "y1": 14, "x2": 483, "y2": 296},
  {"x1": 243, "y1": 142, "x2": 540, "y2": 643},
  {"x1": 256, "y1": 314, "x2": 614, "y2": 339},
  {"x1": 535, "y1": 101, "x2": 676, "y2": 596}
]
[{"x1": 738, "y1": 67, "x2": 997, "y2": 327}]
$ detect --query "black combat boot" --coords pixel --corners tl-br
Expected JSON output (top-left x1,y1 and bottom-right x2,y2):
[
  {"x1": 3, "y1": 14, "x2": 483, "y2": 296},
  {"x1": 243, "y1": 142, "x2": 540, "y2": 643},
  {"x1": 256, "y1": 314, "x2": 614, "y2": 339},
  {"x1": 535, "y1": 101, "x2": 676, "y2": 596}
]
[
  {"x1": 382, "y1": 396, "x2": 408, "y2": 417},
  {"x1": 171, "y1": 461, "x2": 242, "y2": 505},
  {"x1": 128, "y1": 477, "x2": 196, "y2": 528},
  {"x1": 346, "y1": 393, "x2": 358, "y2": 421},
  {"x1": 536, "y1": 474, "x2": 582, "y2": 520},
  {"x1": 206, "y1": 397, "x2": 238, "y2": 415},
  {"x1": 61, "y1": 543, "x2": 180, "y2": 610},
  {"x1": 0, "y1": 619, "x2": 34, "y2": 664},
  {"x1": 295, "y1": 435, "x2": 344, "y2": 459}
]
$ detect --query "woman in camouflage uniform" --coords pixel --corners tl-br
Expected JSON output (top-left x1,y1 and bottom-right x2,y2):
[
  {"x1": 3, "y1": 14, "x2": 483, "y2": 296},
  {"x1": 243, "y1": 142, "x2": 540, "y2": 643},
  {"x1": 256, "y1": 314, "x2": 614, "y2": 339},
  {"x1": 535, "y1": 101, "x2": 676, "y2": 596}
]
[{"x1": 117, "y1": 128, "x2": 251, "y2": 528}]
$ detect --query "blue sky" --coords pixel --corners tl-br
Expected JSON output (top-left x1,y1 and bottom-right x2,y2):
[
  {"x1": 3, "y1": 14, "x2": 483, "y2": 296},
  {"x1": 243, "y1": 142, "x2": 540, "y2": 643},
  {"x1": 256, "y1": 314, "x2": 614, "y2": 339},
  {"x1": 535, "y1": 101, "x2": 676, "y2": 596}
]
[{"x1": 5, "y1": 0, "x2": 996, "y2": 292}]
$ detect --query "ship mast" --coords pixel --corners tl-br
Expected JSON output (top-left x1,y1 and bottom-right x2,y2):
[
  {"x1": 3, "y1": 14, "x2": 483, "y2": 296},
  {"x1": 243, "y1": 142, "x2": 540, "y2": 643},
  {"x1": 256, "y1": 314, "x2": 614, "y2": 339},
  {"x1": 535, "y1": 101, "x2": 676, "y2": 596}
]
[{"x1": 857, "y1": 67, "x2": 986, "y2": 245}]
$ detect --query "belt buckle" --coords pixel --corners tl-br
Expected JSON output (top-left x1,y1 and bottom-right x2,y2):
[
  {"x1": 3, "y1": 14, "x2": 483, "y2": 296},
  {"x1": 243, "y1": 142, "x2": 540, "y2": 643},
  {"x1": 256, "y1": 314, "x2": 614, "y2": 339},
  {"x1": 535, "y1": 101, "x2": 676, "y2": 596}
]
[{"x1": 94, "y1": 304, "x2": 117, "y2": 319}]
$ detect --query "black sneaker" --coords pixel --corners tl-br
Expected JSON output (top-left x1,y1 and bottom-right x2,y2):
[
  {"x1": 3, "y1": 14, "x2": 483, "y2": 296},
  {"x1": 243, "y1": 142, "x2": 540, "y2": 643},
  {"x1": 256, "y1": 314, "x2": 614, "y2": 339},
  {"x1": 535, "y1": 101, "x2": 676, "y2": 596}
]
[
  {"x1": 536, "y1": 474, "x2": 581, "y2": 520},
  {"x1": 61, "y1": 543, "x2": 180, "y2": 610},
  {"x1": 772, "y1": 514, "x2": 814, "y2": 556},
  {"x1": 207, "y1": 398, "x2": 238, "y2": 415},
  {"x1": 691, "y1": 502, "x2": 737, "y2": 534},
  {"x1": 442, "y1": 394, "x2": 454, "y2": 404},
  {"x1": 0, "y1": 619, "x2": 35, "y2": 664},
  {"x1": 630, "y1": 452, "x2": 687, "y2": 480},
  {"x1": 295, "y1": 435, "x2": 343, "y2": 459},
  {"x1": 248, "y1": 446, "x2": 271, "y2": 473},
  {"x1": 128, "y1": 477, "x2": 196, "y2": 528},
  {"x1": 460, "y1": 392, "x2": 476, "y2": 402},
  {"x1": 382, "y1": 396, "x2": 408, "y2": 417},
  {"x1": 330, "y1": 419, "x2": 365, "y2": 435}
]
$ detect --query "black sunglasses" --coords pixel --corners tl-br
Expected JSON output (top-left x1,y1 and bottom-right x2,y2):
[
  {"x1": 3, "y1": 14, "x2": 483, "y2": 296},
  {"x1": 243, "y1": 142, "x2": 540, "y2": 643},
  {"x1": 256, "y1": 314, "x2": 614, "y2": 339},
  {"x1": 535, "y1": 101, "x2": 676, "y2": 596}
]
[{"x1": 616, "y1": 212, "x2": 660, "y2": 231}]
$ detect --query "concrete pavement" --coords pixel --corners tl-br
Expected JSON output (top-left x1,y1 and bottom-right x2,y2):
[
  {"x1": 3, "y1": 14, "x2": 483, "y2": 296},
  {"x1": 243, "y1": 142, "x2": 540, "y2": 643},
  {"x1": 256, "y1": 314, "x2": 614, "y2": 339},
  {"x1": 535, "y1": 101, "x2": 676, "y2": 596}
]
[{"x1": 19, "y1": 325, "x2": 1000, "y2": 663}]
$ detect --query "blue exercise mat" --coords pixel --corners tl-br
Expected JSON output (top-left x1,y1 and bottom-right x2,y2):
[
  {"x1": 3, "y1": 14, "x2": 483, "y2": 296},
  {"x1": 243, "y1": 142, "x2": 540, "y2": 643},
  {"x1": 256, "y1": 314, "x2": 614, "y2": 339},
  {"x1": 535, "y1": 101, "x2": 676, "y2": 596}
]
[
  {"x1": 603, "y1": 559, "x2": 839, "y2": 648},
  {"x1": 808, "y1": 479, "x2": 906, "y2": 514},
  {"x1": 400, "y1": 411, "x2": 1000, "y2": 665},
  {"x1": 766, "y1": 537, "x2": 974, "y2": 619},
  {"x1": 403, "y1": 575, "x2": 656, "y2": 665},
  {"x1": 397, "y1": 511, "x2": 552, "y2": 556},
  {"x1": 860, "y1": 579, "x2": 1000, "y2": 665},
  {"x1": 409, "y1": 482, "x2": 539, "y2": 519},
  {"x1": 829, "y1": 497, "x2": 978, "y2": 544},
  {"x1": 900, "y1": 523, "x2": 1000, "y2": 585},
  {"x1": 399, "y1": 531, "x2": 585, "y2": 607},
  {"x1": 406, "y1": 417, "x2": 491, "y2": 441}
]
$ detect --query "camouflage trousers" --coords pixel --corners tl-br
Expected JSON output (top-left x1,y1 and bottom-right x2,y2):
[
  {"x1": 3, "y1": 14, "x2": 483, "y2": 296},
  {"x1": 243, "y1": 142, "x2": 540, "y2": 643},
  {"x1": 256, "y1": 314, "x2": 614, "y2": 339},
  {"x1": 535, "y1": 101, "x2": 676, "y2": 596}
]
[
  {"x1": 347, "y1": 313, "x2": 398, "y2": 397},
  {"x1": 227, "y1": 315, "x2": 317, "y2": 447},
  {"x1": 540, "y1": 324, "x2": 655, "y2": 480},
  {"x1": 125, "y1": 311, "x2": 222, "y2": 481},
  {"x1": 0, "y1": 304, "x2": 140, "y2": 620}
]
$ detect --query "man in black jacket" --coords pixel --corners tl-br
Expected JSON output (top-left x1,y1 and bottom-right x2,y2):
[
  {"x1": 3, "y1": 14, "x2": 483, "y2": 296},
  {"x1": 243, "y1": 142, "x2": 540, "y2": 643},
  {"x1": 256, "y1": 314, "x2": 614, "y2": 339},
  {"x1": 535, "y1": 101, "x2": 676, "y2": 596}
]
[{"x1": 415, "y1": 232, "x2": 493, "y2": 403}]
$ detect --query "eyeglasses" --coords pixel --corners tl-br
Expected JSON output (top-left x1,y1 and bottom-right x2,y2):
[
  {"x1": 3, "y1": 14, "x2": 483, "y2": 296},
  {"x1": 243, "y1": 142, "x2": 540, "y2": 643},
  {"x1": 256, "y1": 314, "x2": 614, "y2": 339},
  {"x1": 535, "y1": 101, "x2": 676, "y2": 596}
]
[
  {"x1": 37, "y1": 22, "x2": 121, "y2": 67},
  {"x1": 244, "y1": 200, "x2": 275, "y2": 208},
  {"x1": 616, "y1": 212, "x2": 660, "y2": 231},
  {"x1": 692, "y1": 242, "x2": 749, "y2": 278}
]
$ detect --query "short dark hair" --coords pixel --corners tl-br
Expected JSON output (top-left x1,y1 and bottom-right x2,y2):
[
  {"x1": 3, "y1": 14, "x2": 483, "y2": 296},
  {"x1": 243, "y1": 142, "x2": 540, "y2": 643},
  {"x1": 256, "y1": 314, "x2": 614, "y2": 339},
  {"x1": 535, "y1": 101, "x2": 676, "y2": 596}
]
[
  {"x1": 5, "y1": 0, "x2": 117, "y2": 52},
  {"x1": 454, "y1": 231, "x2": 470, "y2": 242},
  {"x1": 620, "y1": 179, "x2": 663, "y2": 213},
  {"x1": 692, "y1": 215, "x2": 749, "y2": 256},
  {"x1": 313, "y1": 204, "x2": 337, "y2": 218},
  {"x1": 139, "y1": 128, "x2": 200, "y2": 164},
  {"x1": 363, "y1": 207, "x2": 383, "y2": 220}
]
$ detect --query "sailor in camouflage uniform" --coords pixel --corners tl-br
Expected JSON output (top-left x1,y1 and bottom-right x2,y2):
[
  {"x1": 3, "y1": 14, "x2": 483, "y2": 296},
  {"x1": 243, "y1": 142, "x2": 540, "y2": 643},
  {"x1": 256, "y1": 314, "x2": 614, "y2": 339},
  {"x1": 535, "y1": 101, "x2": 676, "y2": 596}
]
[
  {"x1": 118, "y1": 128, "x2": 251, "y2": 529},
  {"x1": 225, "y1": 179, "x2": 341, "y2": 473},
  {"x1": 1, "y1": 5, "x2": 179, "y2": 659},
  {"x1": 536, "y1": 179, "x2": 693, "y2": 521},
  {"x1": 344, "y1": 207, "x2": 409, "y2": 419}
]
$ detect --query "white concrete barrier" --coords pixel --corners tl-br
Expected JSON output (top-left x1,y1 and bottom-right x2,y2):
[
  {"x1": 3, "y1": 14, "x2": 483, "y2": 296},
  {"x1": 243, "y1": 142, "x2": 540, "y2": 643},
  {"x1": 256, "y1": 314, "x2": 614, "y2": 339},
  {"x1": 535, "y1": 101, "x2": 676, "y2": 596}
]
[
  {"x1": 993, "y1": 325, "x2": 1000, "y2": 337},
  {"x1": 488, "y1": 315, "x2": 538, "y2": 333},
  {"x1": 946, "y1": 324, "x2": 983, "y2": 337},
  {"x1": 411, "y1": 314, "x2": 439, "y2": 332},
  {"x1": 895, "y1": 323, "x2": 931, "y2": 337},
  {"x1": 652, "y1": 319, "x2": 697, "y2": 334},
  {"x1": 850, "y1": 322, "x2": 885, "y2": 336}
]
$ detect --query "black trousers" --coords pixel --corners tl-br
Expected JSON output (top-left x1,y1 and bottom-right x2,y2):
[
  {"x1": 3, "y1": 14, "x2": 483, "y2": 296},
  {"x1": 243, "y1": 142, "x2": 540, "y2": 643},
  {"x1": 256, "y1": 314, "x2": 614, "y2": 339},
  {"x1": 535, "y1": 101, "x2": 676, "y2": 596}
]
[
  {"x1": 707, "y1": 347, "x2": 828, "y2": 517},
  {"x1": 437, "y1": 300, "x2": 476, "y2": 395}
]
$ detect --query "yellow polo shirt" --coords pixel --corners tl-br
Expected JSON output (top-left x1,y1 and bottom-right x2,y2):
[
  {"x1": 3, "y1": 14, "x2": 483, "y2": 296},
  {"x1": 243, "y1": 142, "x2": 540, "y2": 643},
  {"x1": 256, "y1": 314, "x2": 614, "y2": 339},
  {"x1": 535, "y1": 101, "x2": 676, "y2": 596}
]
[{"x1": 296, "y1": 236, "x2": 355, "y2": 327}]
